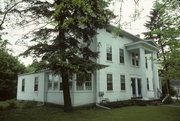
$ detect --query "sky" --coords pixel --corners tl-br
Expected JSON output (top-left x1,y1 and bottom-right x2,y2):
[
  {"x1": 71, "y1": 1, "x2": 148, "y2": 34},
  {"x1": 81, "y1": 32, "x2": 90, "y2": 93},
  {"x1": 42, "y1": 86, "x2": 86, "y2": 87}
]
[{"x1": 3, "y1": 0, "x2": 156, "y2": 66}]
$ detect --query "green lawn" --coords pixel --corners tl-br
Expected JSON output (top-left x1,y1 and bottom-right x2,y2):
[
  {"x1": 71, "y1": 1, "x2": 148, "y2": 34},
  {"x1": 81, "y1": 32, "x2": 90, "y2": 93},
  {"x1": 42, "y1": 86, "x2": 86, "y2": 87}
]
[
  {"x1": 173, "y1": 101, "x2": 180, "y2": 106},
  {"x1": 0, "y1": 105, "x2": 180, "y2": 121}
]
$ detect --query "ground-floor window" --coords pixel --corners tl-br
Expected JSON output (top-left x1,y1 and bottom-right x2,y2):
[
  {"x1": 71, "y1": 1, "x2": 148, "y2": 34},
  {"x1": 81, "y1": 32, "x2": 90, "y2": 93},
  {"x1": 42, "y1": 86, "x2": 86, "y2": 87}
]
[
  {"x1": 22, "y1": 79, "x2": 25, "y2": 92},
  {"x1": 76, "y1": 73, "x2": 92, "y2": 91},
  {"x1": 107, "y1": 74, "x2": 113, "y2": 91},
  {"x1": 85, "y1": 73, "x2": 92, "y2": 90},
  {"x1": 120, "y1": 75, "x2": 126, "y2": 90},
  {"x1": 34, "y1": 77, "x2": 39, "y2": 91}
]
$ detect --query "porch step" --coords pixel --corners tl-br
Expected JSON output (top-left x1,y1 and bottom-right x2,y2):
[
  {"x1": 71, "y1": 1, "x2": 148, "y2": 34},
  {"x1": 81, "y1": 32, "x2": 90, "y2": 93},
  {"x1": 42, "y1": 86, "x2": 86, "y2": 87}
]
[{"x1": 131, "y1": 97, "x2": 142, "y2": 100}]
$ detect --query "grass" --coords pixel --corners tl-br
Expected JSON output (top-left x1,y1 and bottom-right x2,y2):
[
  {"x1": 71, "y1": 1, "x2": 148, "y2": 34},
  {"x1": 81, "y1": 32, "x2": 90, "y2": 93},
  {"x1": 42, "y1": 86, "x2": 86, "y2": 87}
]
[
  {"x1": 172, "y1": 100, "x2": 180, "y2": 106},
  {"x1": 0, "y1": 105, "x2": 180, "y2": 121}
]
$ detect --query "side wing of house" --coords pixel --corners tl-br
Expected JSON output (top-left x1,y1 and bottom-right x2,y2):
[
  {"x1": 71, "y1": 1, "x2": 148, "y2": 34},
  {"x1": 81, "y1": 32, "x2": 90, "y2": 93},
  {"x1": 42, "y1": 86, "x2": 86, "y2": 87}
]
[{"x1": 17, "y1": 72, "x2": 46, "y2": 102}]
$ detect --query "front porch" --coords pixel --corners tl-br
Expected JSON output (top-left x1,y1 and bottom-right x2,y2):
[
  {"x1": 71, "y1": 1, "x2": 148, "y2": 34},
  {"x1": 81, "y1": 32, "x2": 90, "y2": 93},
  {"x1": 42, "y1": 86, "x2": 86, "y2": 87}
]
[{"x1": 125, "y1": 40, "x2": 160, "y2": 99}]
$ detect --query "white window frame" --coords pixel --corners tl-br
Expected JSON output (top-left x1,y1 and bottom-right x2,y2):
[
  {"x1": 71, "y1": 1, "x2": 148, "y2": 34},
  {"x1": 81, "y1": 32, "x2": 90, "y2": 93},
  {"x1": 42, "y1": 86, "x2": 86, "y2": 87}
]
[
  {"x1": 85, "y1": 73, "x2": 92, "y2": 90},
  {"x1": 106, "y1": 44, "x2": 112, "y2": 61},
  {"x1": 119, "y1": 48, "x2": 124, "y2": 63},
  {"x1": 22, "y1": 78, "x2": 25, "y2": 92},
  {"x1": 107, "y1": 74, "x2": 113, "y2": 91},
  {"x1": 120, "y1": 75, "x2": 126, "y2": 91},
  {"x1": 132, "y1": 52, "x2": 139, "y2": 66},
  {"x1": 34, "y1": 77, "x2": 39, "y2": 92}
]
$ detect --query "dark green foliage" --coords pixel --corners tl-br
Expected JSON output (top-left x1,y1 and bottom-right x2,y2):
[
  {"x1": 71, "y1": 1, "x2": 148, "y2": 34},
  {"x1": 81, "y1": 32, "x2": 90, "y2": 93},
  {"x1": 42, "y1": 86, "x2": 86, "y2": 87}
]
[
  {"x1": 100, "y1": 100, "x2": 163, "y2": 108},
  {"x1": 21, "y1": 101, "x2": 37, "y2": 109},
  {"x1": 17, "y1": 0, "x2": 115, "y2": 111},
  {"x1": 0, "y1": 50, "x2": 26, "y2": 100},
  {"x1": 144, "y1": 0, "x2": 180, "y2": 93},
  {"x1": 161, "y1": 83, "x2": 176, "y2": 97}
]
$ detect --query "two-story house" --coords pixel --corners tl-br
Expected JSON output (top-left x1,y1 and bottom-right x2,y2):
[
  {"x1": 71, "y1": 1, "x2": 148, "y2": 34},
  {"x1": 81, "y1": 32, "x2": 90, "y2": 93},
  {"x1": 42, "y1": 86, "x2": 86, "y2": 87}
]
[{"x1": 17, "y1": 25, "x2": 160, "y2": 107}]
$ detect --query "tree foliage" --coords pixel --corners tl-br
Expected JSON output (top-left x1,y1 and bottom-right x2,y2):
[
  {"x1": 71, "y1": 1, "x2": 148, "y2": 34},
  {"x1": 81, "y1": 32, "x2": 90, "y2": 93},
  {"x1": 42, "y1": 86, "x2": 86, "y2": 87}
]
[
  {"x1": 0, "y1": 0, "x2": 26, "y2": 101},
  {"x1": 16, "y1": 0, "x2": 115, "y2": 111},
  {"x1": 0, "y1": 49, "x2": 26, "y2": 100},
  {"x1": 144, "y1": 0, "x2": 180, "y2": 93}
]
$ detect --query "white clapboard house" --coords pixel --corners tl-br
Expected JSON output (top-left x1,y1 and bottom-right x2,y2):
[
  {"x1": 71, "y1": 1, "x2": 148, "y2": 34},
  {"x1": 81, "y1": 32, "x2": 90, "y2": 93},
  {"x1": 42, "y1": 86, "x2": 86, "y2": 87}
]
[{"x1": 17, "y1": 25, "x2": 160, "y2": 107}]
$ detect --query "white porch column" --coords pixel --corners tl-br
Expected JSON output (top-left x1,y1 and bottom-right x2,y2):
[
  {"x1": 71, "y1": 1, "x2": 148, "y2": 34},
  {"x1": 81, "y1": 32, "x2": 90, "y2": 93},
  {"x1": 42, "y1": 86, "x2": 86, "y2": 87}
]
[
  {"x1": 139, "y1": 48, "x2": 148, "y2": 99},
  {"x1": 152, "y1": 52, "x2": 160, "y2": 99}
]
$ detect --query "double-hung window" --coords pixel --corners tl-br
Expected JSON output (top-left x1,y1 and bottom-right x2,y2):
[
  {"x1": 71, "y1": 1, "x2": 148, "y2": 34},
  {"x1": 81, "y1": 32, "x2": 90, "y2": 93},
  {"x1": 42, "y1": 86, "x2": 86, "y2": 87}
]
[
  {"x1": 76, "y1": 74, "x2": 84, "y2": 90},
  {"x1": 132, "y1": 52, "x2": 139, "y2": 66},
  {"x1": 34, "y1": 77, "x2": 39, "y2": 91},
  {"x1": 48, "y1": 74, "x2": 53, "y2": 90},
  {"x1": 22, "y1": 79, "x2": 25, "y2": 92},
  {"x1": 85, "y1": 73, "x2": 92, "y2": 90},
  {"x1": 106, "y1": 44, "x2": 112, "y2": 61},
  {"x1": 120, "y1": 75, "x2": 126, "y2": 90},
  {"x1": 107, "y1": 74, "x2": 113, "y2": 91},
  {"x1": 119, "y1": 49, "x2": 124, "y2": 63}
]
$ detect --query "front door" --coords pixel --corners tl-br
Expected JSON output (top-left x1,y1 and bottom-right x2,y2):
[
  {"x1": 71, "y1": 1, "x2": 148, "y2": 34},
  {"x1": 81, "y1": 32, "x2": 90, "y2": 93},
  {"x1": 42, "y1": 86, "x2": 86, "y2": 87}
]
[
  {"x1": 131, "y1": 78, "x2": 136, "y2": 97},
  {"x1": 131, "y1": 78, "x2": 142, "y2": 97}
]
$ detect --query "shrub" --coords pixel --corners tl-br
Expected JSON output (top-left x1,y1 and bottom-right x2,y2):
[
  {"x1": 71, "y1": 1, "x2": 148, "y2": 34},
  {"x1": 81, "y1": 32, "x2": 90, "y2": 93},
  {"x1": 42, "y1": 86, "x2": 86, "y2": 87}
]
[
  {"x1": 163, "y1": 96, "x2": 174, "y2": 104},
  {"x1": 21, "y1": 101, "x2": 37, "y2": 109},
  {"x1": 7, "y1": 99, "x2": 17, "y2": 109},
  {"x1": 0, "y1": 105, "x2": 4, "y2": 111}
]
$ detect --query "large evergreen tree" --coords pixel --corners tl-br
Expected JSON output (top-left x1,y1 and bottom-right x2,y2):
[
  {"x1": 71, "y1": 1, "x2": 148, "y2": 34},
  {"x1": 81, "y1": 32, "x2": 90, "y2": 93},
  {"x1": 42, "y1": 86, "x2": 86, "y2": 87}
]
[
  {"x1": 144, "y1": 0, "x2": 180, "y2": 94},
  {"x1": 17, "y1": 0, "x2": 115, "y2": 111}
]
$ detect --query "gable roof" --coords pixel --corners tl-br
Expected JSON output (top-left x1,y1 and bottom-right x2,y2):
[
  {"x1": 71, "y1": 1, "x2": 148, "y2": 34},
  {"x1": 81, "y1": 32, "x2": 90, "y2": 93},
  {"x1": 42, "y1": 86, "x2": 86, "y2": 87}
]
[
  {"x1": 106, "y1": 25, "x2": 159, "y2": 48},
  {"x1": 106, "y1": 25, "x2": 143, "y2": 42}
]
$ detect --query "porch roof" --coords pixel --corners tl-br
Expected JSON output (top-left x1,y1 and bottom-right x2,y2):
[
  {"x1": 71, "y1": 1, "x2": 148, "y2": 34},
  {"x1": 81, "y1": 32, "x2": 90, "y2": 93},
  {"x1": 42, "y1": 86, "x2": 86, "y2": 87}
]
[{"x1": 125, "y1": 41, "x2": 159, "y2": 53}]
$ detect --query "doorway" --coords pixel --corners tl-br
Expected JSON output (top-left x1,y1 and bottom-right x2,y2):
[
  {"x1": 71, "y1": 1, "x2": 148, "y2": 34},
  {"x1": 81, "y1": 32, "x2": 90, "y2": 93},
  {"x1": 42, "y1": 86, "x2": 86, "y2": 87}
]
[{"x1": 131, "y1": 78, "x2": 142, "y2": 97}]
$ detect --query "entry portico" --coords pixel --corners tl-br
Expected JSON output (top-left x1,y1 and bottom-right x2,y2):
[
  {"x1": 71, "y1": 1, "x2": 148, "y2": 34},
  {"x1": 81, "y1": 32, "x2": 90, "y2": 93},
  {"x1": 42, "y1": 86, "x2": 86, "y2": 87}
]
[{"x1": 125, "y1": 41, "x2": 159, "y2": 99}]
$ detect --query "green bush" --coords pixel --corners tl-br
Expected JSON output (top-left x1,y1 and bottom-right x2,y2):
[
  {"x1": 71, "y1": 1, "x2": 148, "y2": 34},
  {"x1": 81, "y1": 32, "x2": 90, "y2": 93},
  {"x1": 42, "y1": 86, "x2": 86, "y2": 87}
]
[
  {"x1": 21, "y1": 101, "x2": 37, "y2": 109},
  {"x1": 7, "y1": 99, "x2": 17, "y2": 109},
  {"x1": 163, "y1": 96, "x2": 174, "y2": 104}
]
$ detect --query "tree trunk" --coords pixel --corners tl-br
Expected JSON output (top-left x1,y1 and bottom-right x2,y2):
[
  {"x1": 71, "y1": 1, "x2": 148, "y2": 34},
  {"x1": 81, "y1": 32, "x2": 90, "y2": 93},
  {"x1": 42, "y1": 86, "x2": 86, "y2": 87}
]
[{"x1": 61, "y1": 71, "x2": 73, "y2": 112}]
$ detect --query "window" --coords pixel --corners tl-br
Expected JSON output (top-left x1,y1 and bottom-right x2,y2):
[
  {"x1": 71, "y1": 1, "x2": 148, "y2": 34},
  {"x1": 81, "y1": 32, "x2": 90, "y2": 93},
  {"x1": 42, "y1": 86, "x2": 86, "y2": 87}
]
[
  {"x1": 48, "y1": 74, "x2": 53, "y2": 90},
  {"x1": 85, "y1": 73, "x2": 92, "y2": 90},
  {"x1": 107, "y1": 74, "x2": 113, "y2": 91},
  {"x1": 119, "y1": 49, "x2": 124, "y2": 63},
  {"x1": 145, "y1": 57, "x2": 148, "y2": 69},
  {"x1": 22, "y1": 79, "x2": 25, "y2": 92},
  {"x1": 53, "y1": 75, "x2": 59, "y2": 90},
  {"x1": 34, "y1": 77, "x2": 38, "y2": 91},
  {"x1": 132, "y1": 52, "x2": 139, "y2": 66},
  {"x1": 76, "y1": 74, "x2": 84, "y2": 90},
  {"x1": 59, "y1": 82, "x2": 63, "y2": 90},
  {"x1": 106, "y1": 44, "x2": 112, "y2": 61},
  {"x1": 76, "y1": 81, "x2": 83, "y2": 90},
  {"x1": 120, "y1": 75, "x2": 126, "y2": 90},
  {"x1": 147, "y1": 78, "x2": 150, "y2": 91}
]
